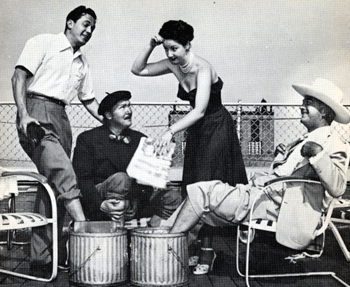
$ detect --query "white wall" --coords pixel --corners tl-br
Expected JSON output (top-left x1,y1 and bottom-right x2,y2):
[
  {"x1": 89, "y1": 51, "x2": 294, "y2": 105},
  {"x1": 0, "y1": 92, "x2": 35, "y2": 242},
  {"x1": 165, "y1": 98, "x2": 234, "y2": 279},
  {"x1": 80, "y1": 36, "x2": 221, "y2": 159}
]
[{"x1": 1, "y1": 0, "x2": 350, "y2": 104}]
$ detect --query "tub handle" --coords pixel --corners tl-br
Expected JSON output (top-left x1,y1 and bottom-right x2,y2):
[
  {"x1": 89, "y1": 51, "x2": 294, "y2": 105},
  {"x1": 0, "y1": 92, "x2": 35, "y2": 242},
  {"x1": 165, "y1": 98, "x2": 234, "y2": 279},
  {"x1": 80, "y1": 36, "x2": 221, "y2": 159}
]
[
  {"x1": 168, "y1": 245, "x2": 189, "y2": 275},
  {"x1": 69, "y1": 246, "x2": 101, "y2": 277}
]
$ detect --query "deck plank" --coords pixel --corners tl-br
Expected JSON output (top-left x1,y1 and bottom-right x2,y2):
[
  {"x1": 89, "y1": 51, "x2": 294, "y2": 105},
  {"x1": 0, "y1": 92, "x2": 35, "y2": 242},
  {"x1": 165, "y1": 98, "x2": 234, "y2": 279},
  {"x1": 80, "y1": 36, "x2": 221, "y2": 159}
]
[
  {"x1": 217, "y1": 224, "x2": 350, "y2": 287},
  {"x1": 189, "y1": 274, "x2": 214, "y2": 287},
  {"x1": 0, "y1": 244, "x2": 29, "y2": 283}
]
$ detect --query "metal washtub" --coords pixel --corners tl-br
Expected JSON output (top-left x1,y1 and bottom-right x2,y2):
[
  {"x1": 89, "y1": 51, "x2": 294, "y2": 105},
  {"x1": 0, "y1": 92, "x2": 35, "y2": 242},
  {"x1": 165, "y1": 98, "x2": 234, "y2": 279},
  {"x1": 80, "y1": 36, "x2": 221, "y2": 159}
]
[
  {"x1": 69, "y1": 221, "x2": 128, "y2": 286},
  {"x1": 130, "y1": 227, "x2": 189, "y2": 286}
]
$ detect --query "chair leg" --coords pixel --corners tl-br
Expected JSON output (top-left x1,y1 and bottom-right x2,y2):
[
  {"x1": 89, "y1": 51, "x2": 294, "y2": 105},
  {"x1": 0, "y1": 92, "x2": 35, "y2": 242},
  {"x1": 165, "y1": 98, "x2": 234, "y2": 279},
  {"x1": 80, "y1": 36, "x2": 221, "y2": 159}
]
[
  {"x1": 243, "y1": 225, "x2": 251, "y2": 287},
  {"x1": 329, "y1": 221, "x2": 350, "y2": 261},
  {"x1": 236, "y1": 225, "x2": 254, "y2": 287},
  {"x1": 236, "y1": 225, "x2": 350, "y2": 287},
  {"x1": 0, "y1": 219, "x2": 58, "y2": 282},
  {"x1": 0, "y1": 180, "x2": 58, "y2": 282},
  {"x1": 7, "y1": 195, "x2": 16, "y2": 250},
  {"x1": 236, "y1": 225, "x2": 244, "y2": 276},
  {"x1": 6, "y1": 230, "x2": 13, "y2": 250}
]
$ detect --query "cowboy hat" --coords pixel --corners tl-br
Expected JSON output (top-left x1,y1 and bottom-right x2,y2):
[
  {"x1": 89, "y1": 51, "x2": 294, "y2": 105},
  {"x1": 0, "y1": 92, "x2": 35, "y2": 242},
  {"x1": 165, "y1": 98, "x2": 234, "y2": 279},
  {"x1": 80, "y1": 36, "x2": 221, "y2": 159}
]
[{"x1": 292, "y1": 78, "x2": 350, "y2": 124}]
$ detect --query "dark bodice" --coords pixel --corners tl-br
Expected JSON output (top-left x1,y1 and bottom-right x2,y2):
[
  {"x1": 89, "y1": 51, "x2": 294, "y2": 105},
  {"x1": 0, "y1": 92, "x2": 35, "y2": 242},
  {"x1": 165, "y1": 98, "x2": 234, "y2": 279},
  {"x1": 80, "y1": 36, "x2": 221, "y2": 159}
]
[
  {"x1": 177, "y1": 77, "x2": 248, "y2": 197},
  {"x1": 177, "y1": 77, "x2": 224, "y2": 114}
]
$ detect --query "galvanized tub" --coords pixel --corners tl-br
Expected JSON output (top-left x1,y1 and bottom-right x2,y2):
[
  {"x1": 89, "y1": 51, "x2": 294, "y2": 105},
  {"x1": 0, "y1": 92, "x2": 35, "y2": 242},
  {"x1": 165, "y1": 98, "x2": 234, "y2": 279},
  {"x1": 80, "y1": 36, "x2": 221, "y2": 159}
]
[
  {"x1": 69, "y1": 221, "x2": 128, "y2": 286},
  {"x1": 130, "y1": 227, "x2": 189, "y2": 287}
]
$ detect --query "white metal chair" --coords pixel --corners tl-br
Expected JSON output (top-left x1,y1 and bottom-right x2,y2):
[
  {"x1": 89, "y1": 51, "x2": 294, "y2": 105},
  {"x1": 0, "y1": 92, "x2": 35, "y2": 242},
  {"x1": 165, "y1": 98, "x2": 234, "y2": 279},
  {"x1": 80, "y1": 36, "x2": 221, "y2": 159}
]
[
  {"x1": 0, "y1": 171, "x2": 58, "y2": 282},
  {"x1": 1, "y1": 176, "x2": 37, "y2": 250},
  {"x1": 236, "y1": 176, "x2": 349, "y2": 287}
]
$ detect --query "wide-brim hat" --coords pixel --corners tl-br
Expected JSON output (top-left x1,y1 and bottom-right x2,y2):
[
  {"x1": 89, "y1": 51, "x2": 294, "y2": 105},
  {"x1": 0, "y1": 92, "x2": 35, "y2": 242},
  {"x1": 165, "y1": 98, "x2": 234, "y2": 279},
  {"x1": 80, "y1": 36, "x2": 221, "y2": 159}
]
[
  {"x1": 292, "y1": 78, "x2": 350, "y2": 124},
  {"x1": 98, "y1": 90, "x2": 131, "y2": 115}
]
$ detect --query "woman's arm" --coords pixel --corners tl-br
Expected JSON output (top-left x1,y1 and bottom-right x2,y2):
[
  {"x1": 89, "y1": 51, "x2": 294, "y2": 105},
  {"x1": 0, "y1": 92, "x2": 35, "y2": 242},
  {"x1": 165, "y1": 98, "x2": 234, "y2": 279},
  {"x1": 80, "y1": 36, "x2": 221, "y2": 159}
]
[
  {"x1": 131, "y1": 36, "x2": 171, "y2": 76},
  {"x1": 161, "y1": 67, "x2": 212, "y2": 143}
]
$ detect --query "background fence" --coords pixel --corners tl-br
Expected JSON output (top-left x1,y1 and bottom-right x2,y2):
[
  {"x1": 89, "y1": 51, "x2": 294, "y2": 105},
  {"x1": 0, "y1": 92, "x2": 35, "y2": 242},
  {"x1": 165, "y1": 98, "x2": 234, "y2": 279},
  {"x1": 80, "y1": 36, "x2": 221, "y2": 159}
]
[{"x1": 1, "y1": 102, "x2": 349, "y2": 169}]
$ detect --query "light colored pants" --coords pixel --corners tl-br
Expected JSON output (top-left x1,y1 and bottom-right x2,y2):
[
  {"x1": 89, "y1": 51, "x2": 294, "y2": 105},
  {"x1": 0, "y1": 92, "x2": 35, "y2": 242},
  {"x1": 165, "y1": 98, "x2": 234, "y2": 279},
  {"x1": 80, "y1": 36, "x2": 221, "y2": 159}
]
[
  {"x1": 17, "y1": 97, "x2": 80, "y2": 266},
  {"x1": 186, "y1": 180, "x2": 281, "y2": 227},
  {"x1": 162, "y1": 180, "x2": 282, "y2": 231}
]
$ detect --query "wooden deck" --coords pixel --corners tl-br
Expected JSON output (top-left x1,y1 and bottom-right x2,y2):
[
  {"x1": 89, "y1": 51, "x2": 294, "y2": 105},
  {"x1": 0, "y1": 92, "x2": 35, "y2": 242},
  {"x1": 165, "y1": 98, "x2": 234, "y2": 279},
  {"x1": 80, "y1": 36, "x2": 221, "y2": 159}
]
[
  {"x1": 1, "y1": 178, "x2": 350, "y2": 286},
  {"x1": 1, "y1": 222, "x2": 350, "y2": 287}
]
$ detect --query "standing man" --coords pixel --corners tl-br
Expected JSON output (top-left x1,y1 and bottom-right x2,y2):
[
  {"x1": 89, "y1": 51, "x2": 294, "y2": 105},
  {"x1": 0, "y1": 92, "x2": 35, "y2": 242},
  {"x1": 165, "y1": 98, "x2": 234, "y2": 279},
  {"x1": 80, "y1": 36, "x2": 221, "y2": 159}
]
[
  {"x1": 11, "y1": 6, "x2": 102, "y2": 272},
  {"x1": 73, "y1": 91, "x2": 182, "y2": 227}
]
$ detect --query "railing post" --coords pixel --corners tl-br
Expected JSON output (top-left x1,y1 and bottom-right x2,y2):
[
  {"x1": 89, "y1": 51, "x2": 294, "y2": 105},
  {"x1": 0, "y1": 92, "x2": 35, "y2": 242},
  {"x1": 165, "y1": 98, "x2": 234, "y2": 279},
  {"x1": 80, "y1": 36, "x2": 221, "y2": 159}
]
[{"x1": 237, "y1": 100, "x2": 242, "y2": 142}]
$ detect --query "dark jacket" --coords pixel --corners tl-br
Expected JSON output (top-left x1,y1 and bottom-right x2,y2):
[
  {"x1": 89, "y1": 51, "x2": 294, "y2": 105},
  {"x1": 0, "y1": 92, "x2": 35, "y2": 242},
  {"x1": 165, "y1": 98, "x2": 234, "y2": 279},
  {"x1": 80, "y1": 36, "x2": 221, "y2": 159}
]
[{"x1": 72, "y1": 124, "x2": 146, "y2": 220}]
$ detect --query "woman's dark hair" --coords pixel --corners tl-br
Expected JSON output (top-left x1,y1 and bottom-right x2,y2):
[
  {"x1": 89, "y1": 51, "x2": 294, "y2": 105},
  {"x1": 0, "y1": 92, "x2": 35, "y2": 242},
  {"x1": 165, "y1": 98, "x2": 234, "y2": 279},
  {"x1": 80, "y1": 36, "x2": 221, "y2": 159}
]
[
  {"x1": 159, "y1": 20, "x2": 194, "y2": 46},
  {"x1": 65, "y1": 6, "x2": 97, "y2": 31}
]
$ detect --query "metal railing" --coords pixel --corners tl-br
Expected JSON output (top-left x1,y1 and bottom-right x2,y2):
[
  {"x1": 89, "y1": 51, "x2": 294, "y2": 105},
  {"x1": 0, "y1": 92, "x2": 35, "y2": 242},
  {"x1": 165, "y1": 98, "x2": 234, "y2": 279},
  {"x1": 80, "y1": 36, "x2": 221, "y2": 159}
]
[{"x1": 1, "y1": 102, "x2": 349, "y2": 168}]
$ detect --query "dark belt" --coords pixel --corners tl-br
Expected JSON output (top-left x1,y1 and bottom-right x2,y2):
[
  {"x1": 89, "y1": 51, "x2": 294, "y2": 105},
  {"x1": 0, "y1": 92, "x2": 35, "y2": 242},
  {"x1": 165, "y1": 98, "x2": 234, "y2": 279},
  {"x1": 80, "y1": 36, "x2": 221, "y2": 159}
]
[{"x1": 27, "y1": 93, "x2": 66, "y2": 108}]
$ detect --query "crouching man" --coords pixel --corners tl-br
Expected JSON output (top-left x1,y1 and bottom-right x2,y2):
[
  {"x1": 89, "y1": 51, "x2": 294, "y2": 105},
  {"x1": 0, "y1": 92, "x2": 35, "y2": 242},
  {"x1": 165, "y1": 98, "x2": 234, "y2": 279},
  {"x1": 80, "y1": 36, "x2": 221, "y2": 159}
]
[{"x1": 73, "y1": 91, "x2": 182, "y2": 226}]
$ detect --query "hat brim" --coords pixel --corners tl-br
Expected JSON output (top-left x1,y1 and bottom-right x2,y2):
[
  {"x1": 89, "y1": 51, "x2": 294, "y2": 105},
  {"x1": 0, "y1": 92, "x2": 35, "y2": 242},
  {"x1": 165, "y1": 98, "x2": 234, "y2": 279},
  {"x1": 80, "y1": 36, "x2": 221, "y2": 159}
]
[{"x1": 292, "y1": 84, "x2": 350, "y2": 124}]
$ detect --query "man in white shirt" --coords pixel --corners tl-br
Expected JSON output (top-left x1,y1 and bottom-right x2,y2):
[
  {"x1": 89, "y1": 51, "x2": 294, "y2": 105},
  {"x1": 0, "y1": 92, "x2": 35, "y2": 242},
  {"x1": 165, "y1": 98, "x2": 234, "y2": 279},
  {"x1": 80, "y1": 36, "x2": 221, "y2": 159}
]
[{"x1": 11, "y1": 6, "x2": 103, "y2": 273}]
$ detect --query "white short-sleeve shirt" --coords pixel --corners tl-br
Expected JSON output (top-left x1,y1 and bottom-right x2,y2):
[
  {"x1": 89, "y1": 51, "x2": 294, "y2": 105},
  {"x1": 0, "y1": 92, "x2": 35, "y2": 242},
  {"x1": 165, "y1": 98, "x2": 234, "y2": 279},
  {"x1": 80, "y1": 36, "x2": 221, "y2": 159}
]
[{"x1": 16, "y1": 32, "x2": 95, "y2": 105}]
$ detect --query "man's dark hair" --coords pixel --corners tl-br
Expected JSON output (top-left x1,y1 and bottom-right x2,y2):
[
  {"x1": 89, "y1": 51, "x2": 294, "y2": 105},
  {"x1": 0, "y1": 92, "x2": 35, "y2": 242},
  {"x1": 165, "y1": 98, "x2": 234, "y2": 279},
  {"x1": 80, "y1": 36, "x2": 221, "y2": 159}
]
[
  {"x1": 65, "y1": 6, "x2": 97, "y2": 31},
  {"x1": 321, "y1": 102, "x2": 336, "y2": 125},
  {"x1": 311, "y1": 96, "x2": 336, "y2": 125}
]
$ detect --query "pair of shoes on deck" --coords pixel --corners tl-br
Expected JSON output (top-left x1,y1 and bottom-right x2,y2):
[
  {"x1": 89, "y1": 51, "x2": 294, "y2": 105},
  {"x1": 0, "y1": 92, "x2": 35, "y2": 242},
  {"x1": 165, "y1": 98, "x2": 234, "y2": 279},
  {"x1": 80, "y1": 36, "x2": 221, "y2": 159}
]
[{"x1": 192, "y1": 248, "x2": 217, "y2": 275}]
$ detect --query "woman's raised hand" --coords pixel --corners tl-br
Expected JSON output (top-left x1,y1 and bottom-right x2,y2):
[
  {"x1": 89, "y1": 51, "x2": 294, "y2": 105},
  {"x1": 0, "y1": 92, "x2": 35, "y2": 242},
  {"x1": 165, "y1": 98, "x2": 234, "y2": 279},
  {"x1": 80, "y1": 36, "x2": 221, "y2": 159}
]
[{"x1": 150, "y1": 34, "x2": 164, "y2": 47}]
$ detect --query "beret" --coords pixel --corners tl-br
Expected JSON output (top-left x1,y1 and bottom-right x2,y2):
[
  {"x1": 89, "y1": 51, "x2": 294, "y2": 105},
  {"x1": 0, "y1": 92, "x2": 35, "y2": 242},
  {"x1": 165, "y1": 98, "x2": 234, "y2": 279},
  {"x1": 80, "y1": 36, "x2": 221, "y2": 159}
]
[{"x1": 98, "y1": 90, "x2": 132, "y2": 115}]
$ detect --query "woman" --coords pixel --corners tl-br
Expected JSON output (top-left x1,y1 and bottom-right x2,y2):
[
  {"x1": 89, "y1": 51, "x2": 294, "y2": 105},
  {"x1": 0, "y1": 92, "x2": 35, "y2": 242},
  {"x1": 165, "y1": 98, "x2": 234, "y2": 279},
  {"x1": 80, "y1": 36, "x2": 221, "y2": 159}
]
[{"x1": 131, "y1": 20, "x2": 248, "y2": 274}]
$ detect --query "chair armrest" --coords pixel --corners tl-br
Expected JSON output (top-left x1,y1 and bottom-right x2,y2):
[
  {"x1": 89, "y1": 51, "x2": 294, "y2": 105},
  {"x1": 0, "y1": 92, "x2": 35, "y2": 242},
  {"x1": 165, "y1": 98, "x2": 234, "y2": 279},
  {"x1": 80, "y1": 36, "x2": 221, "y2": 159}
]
[
  {"x1": 2, "y1": 171, "x2": 48, "y2": 184},
  {"x1": 264, "y1": 176, "x2": 320, "y2": 187},
  {"x1": 262, "y1": 176, "x2": 323, "y2": 208}
]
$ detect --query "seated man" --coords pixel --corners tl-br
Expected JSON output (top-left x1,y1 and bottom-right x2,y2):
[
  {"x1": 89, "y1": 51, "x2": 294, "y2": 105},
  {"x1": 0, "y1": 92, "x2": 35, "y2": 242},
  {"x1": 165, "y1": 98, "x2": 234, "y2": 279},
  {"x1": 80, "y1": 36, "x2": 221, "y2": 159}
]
[
  {"x1": 167, "y1": 78, "x2": 350, "y2": 271},
  {"x1": 73, "y1": 90, "x2": 182, "y2": 226}
]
